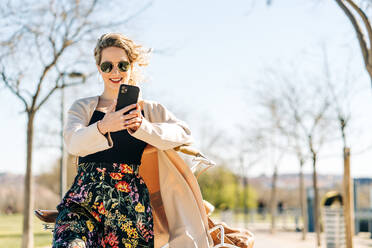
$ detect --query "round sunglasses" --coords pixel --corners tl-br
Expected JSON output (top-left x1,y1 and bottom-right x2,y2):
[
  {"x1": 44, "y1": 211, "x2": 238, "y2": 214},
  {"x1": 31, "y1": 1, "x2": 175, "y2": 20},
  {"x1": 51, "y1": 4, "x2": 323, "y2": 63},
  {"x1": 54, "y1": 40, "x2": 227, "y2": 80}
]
[{"x1": 100, "y1": 61, "x2": 130, "y2": 73}]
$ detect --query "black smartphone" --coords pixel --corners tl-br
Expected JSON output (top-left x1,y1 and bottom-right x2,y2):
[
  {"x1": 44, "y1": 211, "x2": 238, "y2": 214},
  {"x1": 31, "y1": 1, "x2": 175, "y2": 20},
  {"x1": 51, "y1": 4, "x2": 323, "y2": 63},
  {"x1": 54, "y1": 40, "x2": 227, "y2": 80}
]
[{"x1": 115, "y1": 84, "x2": 140, "y2": 114}]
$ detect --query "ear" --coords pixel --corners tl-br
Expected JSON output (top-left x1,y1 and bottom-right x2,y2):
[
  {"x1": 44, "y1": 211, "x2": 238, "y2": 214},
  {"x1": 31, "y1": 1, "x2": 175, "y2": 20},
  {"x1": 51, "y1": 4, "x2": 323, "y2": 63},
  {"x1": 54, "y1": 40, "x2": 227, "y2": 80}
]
[{"x1": 96, "y1": 64, "x2": 101, "y2": 73}]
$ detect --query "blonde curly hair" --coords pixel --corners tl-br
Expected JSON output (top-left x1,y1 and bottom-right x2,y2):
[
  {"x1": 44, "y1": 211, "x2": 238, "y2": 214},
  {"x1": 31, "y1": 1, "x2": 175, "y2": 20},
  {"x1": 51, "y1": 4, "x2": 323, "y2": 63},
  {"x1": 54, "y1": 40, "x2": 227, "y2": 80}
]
[{"x1": 94, "y1": 33, "x2": 151, "y2": 85}]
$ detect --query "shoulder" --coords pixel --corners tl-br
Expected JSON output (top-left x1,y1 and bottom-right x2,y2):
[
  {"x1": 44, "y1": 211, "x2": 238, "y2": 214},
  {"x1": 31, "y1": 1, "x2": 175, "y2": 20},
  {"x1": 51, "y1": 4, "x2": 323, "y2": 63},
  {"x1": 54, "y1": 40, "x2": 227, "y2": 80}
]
[
  {"x1": 68, "y1": 95, "x2": 99, "y2": 114},
  {"x1": 72, "y1": 95, "x2": 99, "y2": 106},
  {"x1": 141, "y1": 99, "x2": 174, "y2": 122},
  {"x1": 142, "y1": 100, "x2": 172, "y2": 117},
  {"x1": 142, "y1": 99, "x2": 166, "y2": 110}
]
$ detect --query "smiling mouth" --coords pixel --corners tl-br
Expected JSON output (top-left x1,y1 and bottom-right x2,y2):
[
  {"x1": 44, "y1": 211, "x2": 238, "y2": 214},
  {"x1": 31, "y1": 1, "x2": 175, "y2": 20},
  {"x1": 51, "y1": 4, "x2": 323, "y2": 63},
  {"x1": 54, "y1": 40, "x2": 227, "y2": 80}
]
[{"x1": 109, "y1": 78, "x2": 122, "y2": 84}]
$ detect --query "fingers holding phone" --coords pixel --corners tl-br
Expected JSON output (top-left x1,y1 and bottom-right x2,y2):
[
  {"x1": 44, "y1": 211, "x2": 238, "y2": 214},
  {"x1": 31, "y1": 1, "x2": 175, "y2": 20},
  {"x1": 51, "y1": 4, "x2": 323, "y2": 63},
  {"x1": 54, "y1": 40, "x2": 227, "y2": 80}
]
[
  {"x1": 97, "y1": 84, "x2": 142, "y2": 134},
  {"x1": 125, "y1": 103, "x2": 143, "y2": 132},
  {"x1": 97, "y1": 103, "x2": 138, "y2": 134}
]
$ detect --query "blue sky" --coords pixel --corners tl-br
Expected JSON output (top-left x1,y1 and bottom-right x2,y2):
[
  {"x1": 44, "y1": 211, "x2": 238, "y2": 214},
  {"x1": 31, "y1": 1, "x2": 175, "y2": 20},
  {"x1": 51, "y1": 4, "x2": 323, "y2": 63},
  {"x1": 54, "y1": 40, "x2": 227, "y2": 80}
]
[{"x1": 1, "y1": 0, "x2": 371, "y2": 177}]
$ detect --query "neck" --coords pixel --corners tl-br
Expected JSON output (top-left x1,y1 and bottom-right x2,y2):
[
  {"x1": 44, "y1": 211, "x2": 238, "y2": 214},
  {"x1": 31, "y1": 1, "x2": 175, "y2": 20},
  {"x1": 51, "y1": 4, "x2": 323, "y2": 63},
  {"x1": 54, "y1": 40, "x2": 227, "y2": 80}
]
[{"x1": 100, "y1": 89, "x2": 118, "y2": 100}]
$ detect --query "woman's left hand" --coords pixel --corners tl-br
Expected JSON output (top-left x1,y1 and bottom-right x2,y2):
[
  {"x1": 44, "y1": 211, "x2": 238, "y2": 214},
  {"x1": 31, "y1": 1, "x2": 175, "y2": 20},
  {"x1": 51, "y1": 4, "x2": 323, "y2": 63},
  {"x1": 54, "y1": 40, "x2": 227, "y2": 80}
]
[{"x1": 125, "y1": 103, "x2": 143, "y2": 132}]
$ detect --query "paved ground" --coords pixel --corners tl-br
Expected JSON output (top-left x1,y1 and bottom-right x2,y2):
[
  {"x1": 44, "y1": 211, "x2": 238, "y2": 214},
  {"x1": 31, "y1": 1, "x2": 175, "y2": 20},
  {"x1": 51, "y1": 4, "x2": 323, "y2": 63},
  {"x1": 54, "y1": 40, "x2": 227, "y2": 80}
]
[
  {"x1": 231, "y1": 222, "x2": 372, "y2": 248},
  {"x1": 250, "y1": 228, "x2": 372, "y2": 248}
]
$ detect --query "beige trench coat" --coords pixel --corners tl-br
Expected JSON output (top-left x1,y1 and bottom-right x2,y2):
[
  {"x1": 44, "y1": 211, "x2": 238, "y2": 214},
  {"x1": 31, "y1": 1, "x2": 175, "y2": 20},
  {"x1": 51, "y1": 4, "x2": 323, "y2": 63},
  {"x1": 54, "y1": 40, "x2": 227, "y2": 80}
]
[{"x1": 63, "y1": 95, "x2": 213, "y2": 248}]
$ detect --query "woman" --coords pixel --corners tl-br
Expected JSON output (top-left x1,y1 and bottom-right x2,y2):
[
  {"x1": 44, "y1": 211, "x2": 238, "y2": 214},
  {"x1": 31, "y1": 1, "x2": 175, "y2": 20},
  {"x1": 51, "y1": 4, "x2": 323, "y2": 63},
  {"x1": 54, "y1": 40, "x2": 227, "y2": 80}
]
[{"x1": 52, "y1": 33, "x2": 208, "y2": 248}]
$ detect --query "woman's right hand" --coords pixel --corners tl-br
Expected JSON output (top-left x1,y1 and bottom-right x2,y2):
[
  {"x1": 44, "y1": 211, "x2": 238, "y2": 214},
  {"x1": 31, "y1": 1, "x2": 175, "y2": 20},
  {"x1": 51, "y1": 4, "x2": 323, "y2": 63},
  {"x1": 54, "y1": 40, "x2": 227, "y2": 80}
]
[{"x1": 97, "y1": 101, "x2": 138, "y2": 134}]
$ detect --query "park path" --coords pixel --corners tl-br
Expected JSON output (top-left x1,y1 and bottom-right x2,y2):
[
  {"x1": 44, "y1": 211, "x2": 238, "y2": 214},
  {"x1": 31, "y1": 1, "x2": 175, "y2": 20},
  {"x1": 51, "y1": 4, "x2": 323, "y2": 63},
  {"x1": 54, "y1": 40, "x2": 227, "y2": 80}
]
[{"x1": 246, "y1": 223, "x2": 372, "y2": 248}]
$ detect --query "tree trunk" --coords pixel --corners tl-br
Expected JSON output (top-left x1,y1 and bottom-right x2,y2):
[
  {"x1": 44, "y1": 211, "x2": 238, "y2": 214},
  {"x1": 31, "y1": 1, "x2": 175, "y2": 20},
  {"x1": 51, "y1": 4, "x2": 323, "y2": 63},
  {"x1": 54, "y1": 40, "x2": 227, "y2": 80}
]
[
  {"x1": 244, "y1": 175, "x2": 249, "y2": 227},
  {"x1": 312, "y1": 153, "x2": 321, "y2": 247},
  {"x1": 270, "y1": 165, "x2": 278, "y2": 234},
  {"x1": 343, "y1": 147, "x2": 354, "y2": 248},
  {"x1": 299, "y1": 162, "x2": 308, "y2": 240},
  {"x1": 21, "y1": 112, "x2": 35, "y2": 248}
]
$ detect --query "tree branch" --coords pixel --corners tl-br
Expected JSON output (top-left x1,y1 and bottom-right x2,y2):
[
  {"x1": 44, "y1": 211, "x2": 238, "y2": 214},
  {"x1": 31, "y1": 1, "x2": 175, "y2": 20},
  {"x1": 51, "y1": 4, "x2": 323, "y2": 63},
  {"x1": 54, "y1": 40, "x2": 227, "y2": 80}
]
[
  {"x1": 335, "y1": 0, "x2": 369, "y2": 68},
  {"x1": 32, "y1": 41, "x2": 70, "y2": 111},
  {"x1": 345, "y1": 0, "x2": 372, "y2": 62},
  {"x1": 72, "y1": 1, "x2": 153, "y2": 41},
  {"x1": 0, "y1": 70, "x2": 28, "y2": 111},
  {"x1": 35, "y1": 73, "x2": 87, "y2": 112}
]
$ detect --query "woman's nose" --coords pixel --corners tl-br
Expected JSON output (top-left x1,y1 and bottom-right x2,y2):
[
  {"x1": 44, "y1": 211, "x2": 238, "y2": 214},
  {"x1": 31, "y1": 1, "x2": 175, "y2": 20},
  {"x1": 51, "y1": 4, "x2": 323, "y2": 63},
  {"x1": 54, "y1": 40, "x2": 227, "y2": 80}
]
[{"x1": 111, "y1": 66, "x2": 120, "y2": 74}]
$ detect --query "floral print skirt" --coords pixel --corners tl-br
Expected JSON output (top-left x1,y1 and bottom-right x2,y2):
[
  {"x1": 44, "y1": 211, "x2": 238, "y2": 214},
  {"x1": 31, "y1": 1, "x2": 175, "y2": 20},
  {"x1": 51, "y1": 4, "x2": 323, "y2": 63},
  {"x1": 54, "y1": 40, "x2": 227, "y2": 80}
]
[{"x1": 52, "y1": 162, "x2": 154, "y2": 248}]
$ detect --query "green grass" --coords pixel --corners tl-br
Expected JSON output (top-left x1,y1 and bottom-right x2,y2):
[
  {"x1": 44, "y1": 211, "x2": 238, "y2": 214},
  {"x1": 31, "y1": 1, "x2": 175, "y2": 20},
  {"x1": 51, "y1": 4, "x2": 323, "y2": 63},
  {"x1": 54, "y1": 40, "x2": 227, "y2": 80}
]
[{"x1": 0, "y1": 214, "x2": 53, "y2": 248}]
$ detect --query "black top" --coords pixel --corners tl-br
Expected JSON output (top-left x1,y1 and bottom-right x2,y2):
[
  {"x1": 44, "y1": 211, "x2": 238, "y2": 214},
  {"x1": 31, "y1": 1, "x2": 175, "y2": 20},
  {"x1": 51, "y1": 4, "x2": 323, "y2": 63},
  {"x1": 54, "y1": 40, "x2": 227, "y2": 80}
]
[{"x1": 78, "y1": 110, "x2": 147, "y2": 165}]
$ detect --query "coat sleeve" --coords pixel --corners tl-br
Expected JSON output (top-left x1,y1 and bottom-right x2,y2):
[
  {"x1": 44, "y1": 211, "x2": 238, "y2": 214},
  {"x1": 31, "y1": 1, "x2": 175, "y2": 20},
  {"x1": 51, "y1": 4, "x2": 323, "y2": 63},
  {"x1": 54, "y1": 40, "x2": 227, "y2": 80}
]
[
  {"x1": 128, "y1": 102, "x2": 194, "y2": 150},
  {"x1": 63, "y1": 100, "x2": 113, "y2": 157}
]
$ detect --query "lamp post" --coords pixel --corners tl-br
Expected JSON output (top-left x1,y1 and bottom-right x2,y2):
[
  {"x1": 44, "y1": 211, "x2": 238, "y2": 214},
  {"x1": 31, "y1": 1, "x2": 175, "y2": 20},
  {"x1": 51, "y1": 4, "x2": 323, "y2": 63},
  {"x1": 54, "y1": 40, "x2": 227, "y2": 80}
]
[{"x1": 60, "y1": 72, "x2": 85, "y2": 199}]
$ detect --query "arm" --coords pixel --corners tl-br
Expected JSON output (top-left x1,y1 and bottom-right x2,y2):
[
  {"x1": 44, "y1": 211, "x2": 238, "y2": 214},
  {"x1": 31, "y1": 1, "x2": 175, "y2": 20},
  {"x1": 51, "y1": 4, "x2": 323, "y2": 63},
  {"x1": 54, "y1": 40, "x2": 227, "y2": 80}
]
[
  {"x1": 128, "y1": 102, "x2": 194, "y2": 150},
  {"x1": 63, "y1": 100, "x2": 113, "y2": 157}
]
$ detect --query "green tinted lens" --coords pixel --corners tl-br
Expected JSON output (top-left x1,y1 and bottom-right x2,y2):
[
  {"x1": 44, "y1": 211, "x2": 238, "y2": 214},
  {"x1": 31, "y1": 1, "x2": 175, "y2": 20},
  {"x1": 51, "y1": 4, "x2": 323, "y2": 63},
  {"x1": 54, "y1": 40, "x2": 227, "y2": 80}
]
[
  {"x1": 118, "y1": 61, "x2": 130, "y2": 72},
  {"x1": 100, "y1": 62, "x2": 113, "y2": 73}
]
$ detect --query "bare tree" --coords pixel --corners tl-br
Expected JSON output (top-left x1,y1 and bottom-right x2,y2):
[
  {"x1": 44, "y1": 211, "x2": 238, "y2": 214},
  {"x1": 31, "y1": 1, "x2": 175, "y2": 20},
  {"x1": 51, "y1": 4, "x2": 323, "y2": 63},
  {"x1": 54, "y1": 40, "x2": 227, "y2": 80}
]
[
  {"x1": 280, "y1": 80, "x2": 331, "y2": 247},
  {"x1": 259, "y1": 100, "x2": 286, "y2": 234},
  {"x1": 296, "y1": 141, "x2": 309, "y2": 240},
  {"x1": 322, "y1": 47, "x2": 357, "y2": 248},
  {"x1": 254, "y1": 63, "x2": 334, "y2": 246},
  {"x1": 254, "y1": 96, "x2": 290, "y2": 234},
  {"x1": 234, "y1": 126, "x2": 266, "y2": 228},
  {"x1": 268, "y1": 151, "x2": 284, "y2": 234},
  {"x1": 0, "y1": 1, "x2": 152, "y2": 247},
  {"x1": 261, "y1": 93, "x2": 310, "y2": 239},
  {"x1": 334, "y1": 0, "x2": 372, "y2": 87}
]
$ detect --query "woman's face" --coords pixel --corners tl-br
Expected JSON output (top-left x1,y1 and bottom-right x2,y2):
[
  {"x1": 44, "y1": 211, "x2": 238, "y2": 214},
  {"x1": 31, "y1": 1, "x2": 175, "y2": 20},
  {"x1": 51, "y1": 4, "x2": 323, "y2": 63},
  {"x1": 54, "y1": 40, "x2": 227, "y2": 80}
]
[{"x1": 97, "y1": 46, "x2": 133, "y2": 93}]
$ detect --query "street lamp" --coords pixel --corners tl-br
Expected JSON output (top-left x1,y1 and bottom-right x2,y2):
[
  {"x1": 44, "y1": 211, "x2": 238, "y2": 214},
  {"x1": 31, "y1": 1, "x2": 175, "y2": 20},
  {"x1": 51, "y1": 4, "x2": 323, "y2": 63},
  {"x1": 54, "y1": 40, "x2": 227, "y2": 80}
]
[{"x1": 60, "y1": 71, "x2": 85, "y2": 199}]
